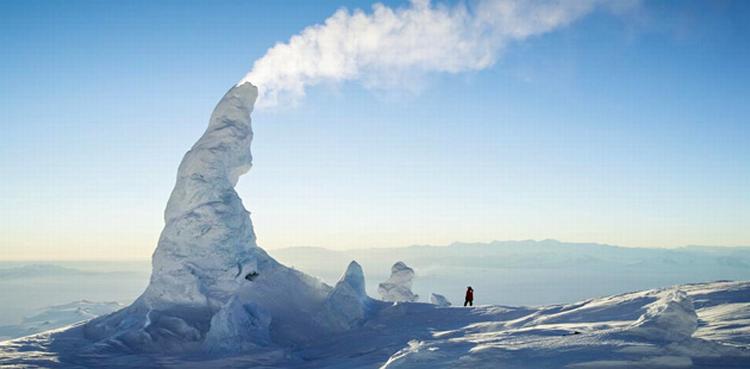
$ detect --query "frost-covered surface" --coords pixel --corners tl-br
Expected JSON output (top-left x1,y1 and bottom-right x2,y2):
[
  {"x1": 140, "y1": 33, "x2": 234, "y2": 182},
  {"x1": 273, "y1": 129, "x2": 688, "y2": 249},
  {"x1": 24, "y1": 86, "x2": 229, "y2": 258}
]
[
  {"x1": 378, "y1": 262, "x2": 418, "y2": 303},
  {"x1": 0, "y1": 301, "x2": 122, "y2": 341},
  {"x1": 430, "y1": 293, "x2": 451, "y2": 307},
  {"x1": 77, "y1": 83, "x2": 336, "y2": 353},
  {"x1": 316, "y1": 261, "x2": 376, "y2": 332},
  {"x1": 81, "y1": 82, "x2": 269, "y2": 352},
  {"x1": 2, "y1": 281, "x2": 749, "y2": 368}
]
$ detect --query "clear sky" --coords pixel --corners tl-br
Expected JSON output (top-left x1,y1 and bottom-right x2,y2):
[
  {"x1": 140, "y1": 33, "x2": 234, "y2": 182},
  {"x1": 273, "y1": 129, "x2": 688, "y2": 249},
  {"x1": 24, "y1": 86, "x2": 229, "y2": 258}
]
[{"x1": 1, "y1": 0, "x2": 749, "y2": 260}]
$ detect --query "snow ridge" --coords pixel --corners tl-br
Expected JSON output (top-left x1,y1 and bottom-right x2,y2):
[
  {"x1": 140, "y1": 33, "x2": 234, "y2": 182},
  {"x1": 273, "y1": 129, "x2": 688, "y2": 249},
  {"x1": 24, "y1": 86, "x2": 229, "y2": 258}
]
[
  {"x1": 629, "y1": 289, "x2": 698, "y2": 342},
  {"x1": 430, "y1": 293, "x2": 451, "y2": 307}
]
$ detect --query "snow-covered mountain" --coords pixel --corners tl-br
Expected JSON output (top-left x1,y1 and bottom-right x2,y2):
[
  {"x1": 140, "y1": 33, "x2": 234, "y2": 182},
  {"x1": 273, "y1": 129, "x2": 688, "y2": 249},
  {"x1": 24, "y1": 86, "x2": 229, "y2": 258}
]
[
  {"x1": 0, "y1": 264, "x2": 140, "y2": 280},
  {"x1": 0, "y1": 264, "x2": 91, "y2": 279}
]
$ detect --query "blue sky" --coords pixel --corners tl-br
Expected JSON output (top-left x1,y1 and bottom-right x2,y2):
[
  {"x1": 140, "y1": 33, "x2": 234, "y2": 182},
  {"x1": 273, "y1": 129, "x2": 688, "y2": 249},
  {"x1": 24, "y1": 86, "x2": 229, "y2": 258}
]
[{"x1": 1, "y1": 0, "x2": 748, "y2": 260}]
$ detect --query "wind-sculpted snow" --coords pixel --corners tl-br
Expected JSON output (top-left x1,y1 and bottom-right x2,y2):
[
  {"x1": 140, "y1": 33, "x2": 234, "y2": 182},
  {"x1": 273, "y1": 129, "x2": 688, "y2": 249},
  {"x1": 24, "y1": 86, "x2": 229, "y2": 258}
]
[
  {"x1": 379, "y1": 261, "x2": 419, "y2": 303},
  {"x1": 629, "y1": 289, "x2": 698, "y2": 342},
  {"x1": 379, "y1": 282, "x2": 750, "y2": 369},
  {"x1": 430, "y1": 293, "x2": 451, "y2": 307}
]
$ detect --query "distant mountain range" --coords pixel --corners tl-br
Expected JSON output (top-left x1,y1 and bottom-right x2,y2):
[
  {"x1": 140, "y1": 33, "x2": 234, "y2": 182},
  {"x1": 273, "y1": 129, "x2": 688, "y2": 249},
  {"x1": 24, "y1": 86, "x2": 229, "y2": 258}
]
[
  {"x1": 270, "y1": 239, "x2": 750, "y2": 273},
  {"x1": 268, "y1": 240, "x2": 750, "y2": 307},
  {"x1": 0, "y1": 262, "x2": 148, "y2": 328},
  {"x1": 0, "y1": 264, "x2": 140, "y2": 280}
]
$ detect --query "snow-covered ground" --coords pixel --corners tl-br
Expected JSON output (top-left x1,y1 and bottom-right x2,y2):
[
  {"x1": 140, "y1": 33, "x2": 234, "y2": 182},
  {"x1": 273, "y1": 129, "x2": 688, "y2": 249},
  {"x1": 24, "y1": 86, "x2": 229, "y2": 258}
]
[
  {"x1": 0, "y1": 280, "x2": 748, "y2": 368},
  {"x1": 0, "y1": 300, "x2": 123, "y2": 341}
]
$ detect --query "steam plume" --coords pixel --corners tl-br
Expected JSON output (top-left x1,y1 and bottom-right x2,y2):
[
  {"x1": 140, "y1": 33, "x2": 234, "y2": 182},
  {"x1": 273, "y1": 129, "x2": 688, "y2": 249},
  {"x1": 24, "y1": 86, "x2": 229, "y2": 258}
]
[{"x1": 241, "y1": 0, "x2": 631, "y2": 107}]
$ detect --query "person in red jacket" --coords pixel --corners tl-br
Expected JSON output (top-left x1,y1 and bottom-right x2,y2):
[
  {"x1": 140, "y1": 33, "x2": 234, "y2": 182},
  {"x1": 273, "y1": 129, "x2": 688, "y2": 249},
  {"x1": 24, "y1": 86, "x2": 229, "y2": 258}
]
[{"x1": 464, "y1": 286, "x2": 474, "y2": 306}]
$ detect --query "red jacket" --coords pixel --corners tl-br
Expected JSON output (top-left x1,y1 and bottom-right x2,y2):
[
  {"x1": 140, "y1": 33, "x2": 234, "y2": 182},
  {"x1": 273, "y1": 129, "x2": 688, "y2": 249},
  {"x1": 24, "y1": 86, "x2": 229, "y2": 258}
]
[{"x1": 465, "y1": 289, "x2": 473, "y2": 301}]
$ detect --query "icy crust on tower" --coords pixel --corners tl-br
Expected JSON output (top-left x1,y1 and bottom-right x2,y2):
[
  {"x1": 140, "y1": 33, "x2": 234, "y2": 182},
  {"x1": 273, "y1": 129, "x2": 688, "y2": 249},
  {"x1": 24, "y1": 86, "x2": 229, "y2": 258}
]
[
  {"x1": 83, "y1": 83, "x2": 366, "y2": 352},
  {"x1": 147, "y1": 82, "x2": 267, "y2": 310}
]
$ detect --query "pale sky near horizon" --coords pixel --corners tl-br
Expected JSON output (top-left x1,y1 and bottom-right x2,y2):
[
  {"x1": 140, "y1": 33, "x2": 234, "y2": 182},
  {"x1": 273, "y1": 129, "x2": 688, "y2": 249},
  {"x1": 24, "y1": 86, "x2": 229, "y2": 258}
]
[{"x1": 1, "y1": 0, "x2": 749, "y2": 260}]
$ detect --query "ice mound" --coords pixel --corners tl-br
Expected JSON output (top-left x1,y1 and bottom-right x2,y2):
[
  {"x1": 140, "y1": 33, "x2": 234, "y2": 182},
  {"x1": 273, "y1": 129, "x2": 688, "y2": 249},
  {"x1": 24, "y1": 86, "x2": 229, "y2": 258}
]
[
  {"x1": 629, "y1": 289, "x2": 698, "y2": 342},
  {"x1": 317, "y1": 261, "x2": 373, "y2": 331},
  {"x1": 378, "y1": 262, "x2": 418, "y2": 303},
  {"x1": 430, "y1": 293, "x2": 451, "y2": 307}
]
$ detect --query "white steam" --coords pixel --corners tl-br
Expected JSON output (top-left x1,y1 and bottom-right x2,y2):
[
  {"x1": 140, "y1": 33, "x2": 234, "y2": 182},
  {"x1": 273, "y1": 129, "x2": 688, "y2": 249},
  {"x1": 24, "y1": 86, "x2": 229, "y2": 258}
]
[{"x1": 241, "y1": 0, "x2": 631, "y2": 107}]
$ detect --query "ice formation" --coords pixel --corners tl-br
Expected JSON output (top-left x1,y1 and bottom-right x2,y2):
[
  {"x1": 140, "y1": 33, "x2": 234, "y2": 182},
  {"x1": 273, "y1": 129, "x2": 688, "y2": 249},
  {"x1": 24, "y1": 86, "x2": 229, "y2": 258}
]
[
  {"x1": 378, "y1": 262, "x2": 419, "y2": 302},
  {"x1": 430, "y1": 293, "x2": 451, "y2": 307},
  {"x1": 83, "y1": 83, "x2": 335, "y2": 352},
  {"x1": 317, "y1": 261, "x2": 374, "y2": 331}
]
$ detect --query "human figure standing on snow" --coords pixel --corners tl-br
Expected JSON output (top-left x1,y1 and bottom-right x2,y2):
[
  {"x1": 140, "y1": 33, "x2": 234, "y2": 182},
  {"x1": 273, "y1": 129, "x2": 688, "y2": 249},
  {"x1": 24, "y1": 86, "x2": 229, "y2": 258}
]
[{"x1": 464, "y1": 286, "x2": 474, "y2": 306}]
